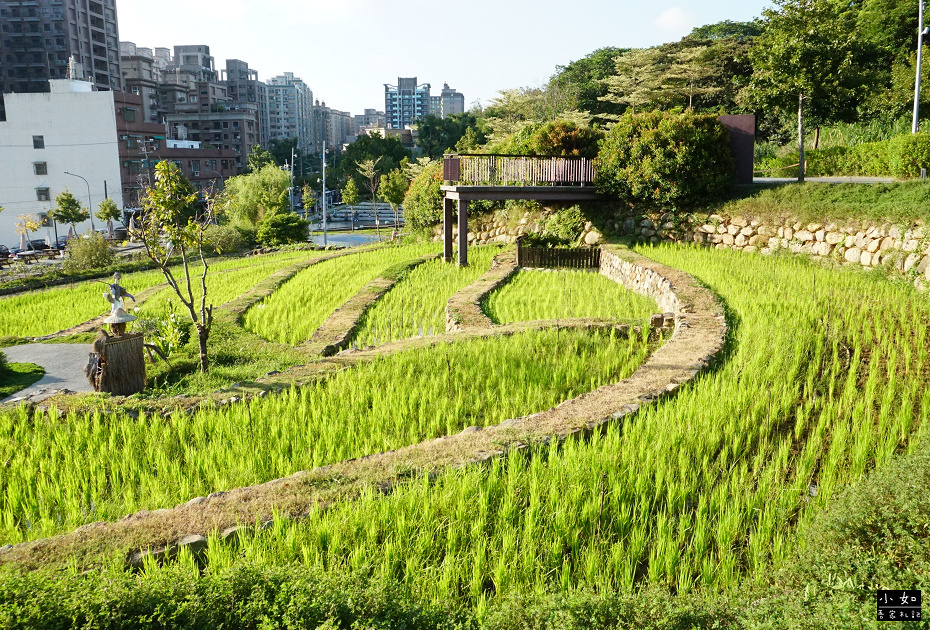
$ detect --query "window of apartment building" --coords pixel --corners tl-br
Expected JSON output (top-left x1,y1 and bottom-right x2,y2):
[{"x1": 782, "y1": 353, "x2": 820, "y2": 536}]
[
  {"x1": 173, "y1": 160, "x2": 182, "y2": 170},
  {"x1": 33, "y1": 162, "x2": 48, "y2": 176},
  {"x1": 36, "y1": 188, "x2": 50, "y2": 201},
  {"x1": 222, "y1": 122, "x2": 228, "y2": 128},
  {"x1": 131, "y1": 86, "x2": 139, "y2": 95},
  {"x1": 207, "y1": 159, "x2": 217, "y2": 172},
  {"x1": 190, "y1": 160, "x2": 200, "y2": 174},
  {"x1": 32, "y1": 136, "x2": 45, "y2": 149},
  {"x1": 124, "y1": 108, "x2": 137, "y2": 122}
]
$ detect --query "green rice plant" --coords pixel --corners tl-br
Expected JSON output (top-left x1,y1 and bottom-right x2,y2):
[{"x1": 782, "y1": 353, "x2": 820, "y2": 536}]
[
  {"x1": 243, "y1": 242, "x2": 440, "y2": 345},
  {"x1": 0, "y1": 250, "x2": 316, "y2": 338},
  {"x1": 0, "y1": 327, "x2": 650, "y2": 542},
  {"x1": 352, "y1": 246, "x2": 500, "y2": 345},
  {"x1": 176, "y1": 244, "x2": 930, "y2": 608},
  {"x1": 483, "y1": 268, "x2": 657, "y2": 324}
]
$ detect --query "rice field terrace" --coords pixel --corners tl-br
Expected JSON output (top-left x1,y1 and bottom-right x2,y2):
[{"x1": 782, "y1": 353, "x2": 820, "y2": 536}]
[
  {"x1": 351, "y1": 246, "x2": 501, "y2": 345},
  {"x1": 80, "y1": 242, "x2": 927, "y2": 616},
  {"x1": 243, "y1": 241, "x2": 441, "y2": 345},
  {"x1": 0, "y1": 236, "x2": 928, "y2": 627},
  {"x1": 483, "y1": 267, "x2": 657, "y2": 325},
  {"x1": 0, "y1": 250, "x2": 315, "y2": 338}
]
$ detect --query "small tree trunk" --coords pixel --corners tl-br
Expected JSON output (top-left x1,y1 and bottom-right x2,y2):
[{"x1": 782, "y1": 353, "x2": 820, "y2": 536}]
[
  {"x1": 813, "y1": 126, "x2": 820, "y2": 150},
  {"x1": 798, "y1": 93, "x2": 805, "y2": 183},
  {"x1": 197, "y1": 326, "x2": 209, "y2": 373}
]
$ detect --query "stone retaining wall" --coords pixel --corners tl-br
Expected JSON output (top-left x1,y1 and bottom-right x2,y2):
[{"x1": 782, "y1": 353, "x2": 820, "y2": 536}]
[
  {"x1": 434, "y1": 207, "x2": 930, "y2": 287},
  {"x1": 599, "y1": 249, "x2": 680, "y2": 319}
]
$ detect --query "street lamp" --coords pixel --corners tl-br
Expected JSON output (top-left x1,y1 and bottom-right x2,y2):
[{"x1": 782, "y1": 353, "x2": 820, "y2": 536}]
[
  {"x1": 914, "y1": 0, "x2": 930, "y2": 133},
  {"x1": 63, "y1": 171, "x2": 96, "y2": 232}
]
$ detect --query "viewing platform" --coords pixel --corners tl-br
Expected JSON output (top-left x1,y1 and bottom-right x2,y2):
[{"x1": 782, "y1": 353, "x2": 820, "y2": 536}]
[{"x1": 441, "y1": 154, "x2": 601, "y2": 265}]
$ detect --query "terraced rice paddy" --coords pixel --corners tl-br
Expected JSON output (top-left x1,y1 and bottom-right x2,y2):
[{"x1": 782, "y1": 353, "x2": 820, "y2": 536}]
[
  {"x1": 172, "y1": 244, "x2": 930, "y2": 607},
  {"x1": 351, "y1": 246, "x2": 501, "y2": 345},
  {"x1": 483, "y1": 268, "x2": 657, "y2": 324},
  {"x1": 0, "y1": 327, "x2": 650, "y2": 542},
  {"x1": 243, "y1": 242, "x2": 440, "y2": 345},
  {"x1": 0, "y1": 250, "x2": 315, "y2": 338}
]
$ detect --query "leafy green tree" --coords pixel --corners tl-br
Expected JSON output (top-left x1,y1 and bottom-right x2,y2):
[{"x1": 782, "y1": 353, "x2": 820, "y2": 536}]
[
  {"x1": 135, "y1": 161, "x2": 219, "y2": 372},
  {"x1": 257, "y1": 212, "x2": 308, "y2": 247},
  {"x1": 96, "y1": 197, "x2": 121, "y2": 224},
  {"x1": 662, "y1": 46, "x2": 721, "y2": 110},
  {"x1": 222, "y1": 164, "x2": 290, "y2": 227},
  {"x1": 268, "y1": 138, "x2": 299, "y2": 167},
  {"x1": 746, "y1": 0, "x2": 874, "y2": 181},
  {"x1": 247, "y1": 144, "x2": 275, "y2": 172},
  {"x1": 403, "y1": 161, "x2": 444, "y2": 232},
  {"x1": 416, "y1": 113, "x2": 486, "y2": 159},
  {"x1": 301, "y1": 183, "x2": 317, "y2": 213},
  {"x1": 49, "y1": 190, "x2": 90, "y2": 231},
  {"x1": 379, "y1": 167, "x2": 408, "y2": 227},
  {"x1": 550, "y1": 47, "x2": 628, "y2": 119},
  {"x1": 599, "y1": 48, "x2": 665, "y2": 117},
  {"x1": 341, "y1": 178, "x2": 360, "y2": 207},
  {"x1": 689, "y1": 20, "x2": 762, "y2": 41},
  {"x1": 340, "y1": 133, "x2": 410, "y2": 188},
  {"x1": 358, "y1": 158, "x2": 383, "y2": 240}
]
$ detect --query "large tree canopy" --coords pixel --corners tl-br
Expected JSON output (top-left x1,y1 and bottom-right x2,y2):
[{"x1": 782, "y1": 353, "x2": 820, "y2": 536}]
[{"x1": 340, "y1": 133, "x2": 411, "y2": 189}]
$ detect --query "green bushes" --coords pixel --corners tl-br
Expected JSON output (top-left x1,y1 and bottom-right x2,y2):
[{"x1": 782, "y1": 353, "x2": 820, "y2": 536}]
[
  {"x1": 493, "y1": 120, "x2": 604, "y2": 158},
  {"x1": 256, "y1": 212, "x2": 308, "y2": 247},
  {"x1": 204, "y1": 224, "x2": 246, "y2": 254},
  {"x1": 757, "y1": 132, "x2": 930, "y2": 179},
  {"x1": 64, "y1": 232, "x2": 115, "y2": 271},
  {"x1": 403, "y1": 160, "x2": 444, "y2": 232},
  {"x1": 595, "y1": 111, "x2": 734, "y2": 207},
  {"x1": 545, "y1": 205, "x2": 587, "y2": 242}
]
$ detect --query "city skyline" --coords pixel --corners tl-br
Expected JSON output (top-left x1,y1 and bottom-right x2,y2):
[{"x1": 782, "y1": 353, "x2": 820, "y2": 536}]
[{"x1": 117, "y1": 0, "x2": 773, "y2": 116}]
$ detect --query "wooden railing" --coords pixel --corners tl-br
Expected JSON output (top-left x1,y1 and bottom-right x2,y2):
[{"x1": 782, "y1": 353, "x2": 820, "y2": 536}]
[
  {"x1": 443, "y1": 154, "x2": 595, "y2": 187},
  {"x1": 516, "y1": 243, "x2": 601, "y2": 269}
]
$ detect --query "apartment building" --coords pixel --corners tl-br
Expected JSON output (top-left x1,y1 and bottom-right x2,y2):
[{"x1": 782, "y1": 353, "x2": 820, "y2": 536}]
[
  {"x1": 267, "y1": 72, "x2": 312, "y2": 151},
  {"x1": 384, "y1": 77, "x2": 430, "y2": 129},
  {"x1": 0, "y1": 0, "x2": 122, "y2": 120}
]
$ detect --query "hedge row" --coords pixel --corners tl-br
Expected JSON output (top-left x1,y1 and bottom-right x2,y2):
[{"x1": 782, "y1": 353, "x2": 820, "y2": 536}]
[{"x1": 757, "y1": 133, "x2": 930, "y2": 179}]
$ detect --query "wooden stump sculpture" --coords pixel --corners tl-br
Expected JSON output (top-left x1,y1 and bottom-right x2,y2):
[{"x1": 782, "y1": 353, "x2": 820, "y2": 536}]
[{"x1": 84, "y1": 273, "x2": 146, "y2": 396}]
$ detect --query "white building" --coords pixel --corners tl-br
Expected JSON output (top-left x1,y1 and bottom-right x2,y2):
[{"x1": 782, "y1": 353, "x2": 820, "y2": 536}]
[
  {"x1": 0, "y1": 80, "x2": 122, "y2": 247},
  {"x1": 267, "y1": 73, "x2": 313, "y2": 151}
]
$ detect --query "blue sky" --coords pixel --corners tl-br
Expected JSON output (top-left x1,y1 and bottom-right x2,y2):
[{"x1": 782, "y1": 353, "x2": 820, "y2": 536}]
[{"x1": 118, "y1": 0, "x2": 773, "y2": 116}]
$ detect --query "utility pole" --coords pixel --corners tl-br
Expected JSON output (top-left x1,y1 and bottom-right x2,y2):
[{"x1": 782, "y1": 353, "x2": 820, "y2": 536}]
[
  {"x1": 289, "y1": 146, "x2": 296, "y2": 213},
  {"x1": 322, "y1": 140, "x2": 328, "y2": 247},
  {"x1": 914, "y1": 0, "x2": 929, "y2": 133}
]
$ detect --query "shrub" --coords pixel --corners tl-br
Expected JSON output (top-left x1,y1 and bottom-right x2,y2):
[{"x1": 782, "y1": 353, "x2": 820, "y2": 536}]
[
  {"x1": 64, "y1": 232, "x2": 115, "y2": 271},
  {"x1": 531, "y1": 120, "x2": 604, "y2": 158},
  {"x1": 403, "y1": 161, "x2": 444, "y2": 232},
  {"x1": 132, "y1": 302, "x2": 191, "y2": 359},
  {"x1": 595, "y1": 111, "x2": 735, "y2": 207},
  {"x1": 887, "y1": 133, "x2": 930, "y2": 179},
  {"x1": 0, "y1": 349, "x2": 7, "y2": 372},
  {"x1": 545, "y1": 206, "x2": 587, "y2": 243},
  {"x1": 204, "y1": 224, "x2": 246, "y2": 255},
  {"x1": 256, "y1": 212, "x2": 308, "y2": 247}
]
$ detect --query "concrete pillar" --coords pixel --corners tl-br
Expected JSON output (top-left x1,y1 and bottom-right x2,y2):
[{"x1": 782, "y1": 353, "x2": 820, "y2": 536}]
[
  {"x1": 443, "y1": 197, "x2": 454, "y2": 262},
  {"x1": 458, "y1": 199, "x2": 468, "y2": 267}
]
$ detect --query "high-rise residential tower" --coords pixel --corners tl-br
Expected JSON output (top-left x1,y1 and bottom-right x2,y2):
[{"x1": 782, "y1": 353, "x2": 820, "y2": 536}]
[
  {"x1": 0, "y1": 0, "x2": 123, "y2": 119},
  {"x1": 384, "y1": 77, "x2": 430, "y2": 129}
]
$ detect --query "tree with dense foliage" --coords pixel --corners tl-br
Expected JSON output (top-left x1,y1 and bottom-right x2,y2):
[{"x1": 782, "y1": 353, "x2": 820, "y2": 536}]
[
  {"x1": 341, "y1": 133, "x2": 410, "y2": 189},
  {"x1": 746, "y1": 0, "x2": 873, "y2": 181},
  {"x1": 301, "y1": 183, "x2": 317, "y2": 213},
  {"x1": 222, "y1": 164, "x2": 290, "y2": 228},
  {"x1": 96, "y1": 197, "x2": 121, "y2": 224},
  {"x1": 403, "y1": 161, "x2": 444, "y2": 232},
  {"x1": 595, "y1": 111, "x2": 734, "y2": 207},
  {"x1": 256, "y1": 212, "x2": 308, "y2": 247},
  {"x1": 379, "y1": 167, "x2": 408, "y2": 227},
  {"x1": 268, "y1": 138, "x2": 299, "y2": 167},
  {"x1": 550, "y1": 47, "x2": 628, "y2": 120},
  {"x1": 341, "y1": 178, "x2": 360, "y2": 208},
  {"x1": 247, "y1": 145, "x2": 276, "y2": 173},
  {"x1": 134, "y1": 161, "x2": 219, "y2": 372},
  {"x1": 416, "y1": 113, "x2": 486, "y2": 159},
  {"x1": 49, "y1": 190, "x2": 89, "y2": 231},
  {"x1": 599, "y1": 48, "x2": 665, "y2": 117},
  {"x1": 662, "y1": 46, "x2": 721, "y2": 110}
]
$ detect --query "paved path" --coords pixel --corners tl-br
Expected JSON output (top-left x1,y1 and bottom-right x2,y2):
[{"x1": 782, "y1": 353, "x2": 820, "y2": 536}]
[
  {"x1": 1, "y1": 343, "x2": 93, "y2": 402},
  {"x1": 754, "y1": 176, "x2": 895, "y2": 184}
]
